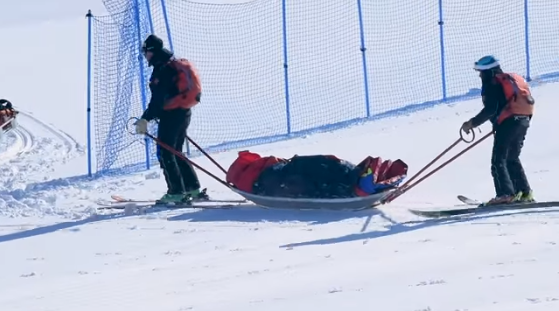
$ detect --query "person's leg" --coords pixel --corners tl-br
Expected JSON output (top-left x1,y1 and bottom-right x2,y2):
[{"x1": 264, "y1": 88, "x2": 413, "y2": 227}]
[
  {"x1": 157, "y1": 115, "x2": 186, "y2": 202},
  {"x1": 155, "y1": 143, "x2": 173, "y2": 191},
  {"x1": 156, "y1": 125, "x2": 173, "y2": 194},
  {"x1": 487, "y1": 120, "x2": 516, "y2": 205},
  {"x1": 506, "y1": 116, "x2": 533, "y2": 201},
  {"x1": 173, "y1": 109, "x2": 202, "y2": 196}
]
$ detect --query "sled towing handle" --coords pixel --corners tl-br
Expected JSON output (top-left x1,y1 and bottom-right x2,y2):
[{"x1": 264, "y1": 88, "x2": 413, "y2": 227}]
[
  {"x1": 382, "y1": 127, "x2": 493, "y2": 204},
  {"x1": 127, "y1": 117, "x2": 234, "y2": 190},
  {"x1": 186, "y1": 135, "x2": 228, "y2": 175},
  {"x1": 144, "y1": 133, "x2": 234, "y2": 189}
]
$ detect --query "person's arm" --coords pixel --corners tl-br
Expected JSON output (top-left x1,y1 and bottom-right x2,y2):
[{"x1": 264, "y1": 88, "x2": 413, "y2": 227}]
[
  {"x1": 470, "y1": 83, "x2": 505, "y2": 127},
  {"x1": 140, "y1": 66, "x2": 177, "y2": 121}
]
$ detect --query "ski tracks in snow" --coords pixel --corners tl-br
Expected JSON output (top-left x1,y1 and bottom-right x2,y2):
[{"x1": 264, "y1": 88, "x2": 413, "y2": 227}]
[
  {"x1": 0, "y1": 118, "x2": 34, "y2": 165},
  {"x1": 0, "y1": 110, "x2": 85, "y2": 218}
]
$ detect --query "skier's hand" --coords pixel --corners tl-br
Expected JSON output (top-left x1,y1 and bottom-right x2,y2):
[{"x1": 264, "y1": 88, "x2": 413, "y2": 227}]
[
  {"x1": 135, "y1": 118, "x2": 148, "y2": 134},
  {"x1": 461, "y1": 120, "x2": 474, "y2": 134}
]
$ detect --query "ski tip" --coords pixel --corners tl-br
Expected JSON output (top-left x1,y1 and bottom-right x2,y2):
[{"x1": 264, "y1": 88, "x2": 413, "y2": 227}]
[
  {"x1": 457, "y1": 194, "x2": 482, "y2": 205},
  {"x1": 111, "y1": 194, "x2": 126, "y2": 202}
]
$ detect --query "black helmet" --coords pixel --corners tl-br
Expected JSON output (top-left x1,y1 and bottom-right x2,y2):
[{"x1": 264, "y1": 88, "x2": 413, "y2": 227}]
[
  {"x1": 142, "y1": 34, "x2": 164, "y2": 53},
  {"x1": 0, "y1": 99, "x2": 12, "y2": 110}
]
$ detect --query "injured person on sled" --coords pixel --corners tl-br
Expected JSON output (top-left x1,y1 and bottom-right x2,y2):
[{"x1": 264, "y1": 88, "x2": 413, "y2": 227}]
[{"x1": 225, "y1": 151, "x2": 408, "y2": 199}]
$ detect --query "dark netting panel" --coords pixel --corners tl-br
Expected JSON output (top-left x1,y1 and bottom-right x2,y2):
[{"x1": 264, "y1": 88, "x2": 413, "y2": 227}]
[{"x1": 91, "y1": 8, "x2": 153, "y2": 174}]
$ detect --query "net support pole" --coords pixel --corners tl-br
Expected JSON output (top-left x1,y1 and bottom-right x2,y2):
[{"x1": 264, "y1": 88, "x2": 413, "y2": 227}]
[
  {"x1": 281, "y1": 0, "x2": 292, "y2": 135},
  {"x1": 160, "y1": 0, "x2": 174, "y2": 51},
  {"x1": 437, "y1": 0, "x2": 447, "y2": 101},
  {"x1": 145, "y1": 0, "x2": 154, "y2": 34},
  {"x1": 133, "y1": 0, "x2": 151, "y2": 170},
  {"x1": 523, "y1": 0, "x2": 531, "y2": 81},
  {"x1": 356, "y1": 0, "x2": 370, "y2": 117},
  {"x1": 86, "y1": 9, "x2": 93, "y2": 177}
]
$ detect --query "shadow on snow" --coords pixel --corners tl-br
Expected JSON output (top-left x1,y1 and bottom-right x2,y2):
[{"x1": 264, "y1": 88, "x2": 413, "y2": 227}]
[
  {"x1": 278, "y1": 208, "x2": 559, "y2": 248},
  {"x1": 1, "y1": 204, "x2": 559, "y2": 245}
]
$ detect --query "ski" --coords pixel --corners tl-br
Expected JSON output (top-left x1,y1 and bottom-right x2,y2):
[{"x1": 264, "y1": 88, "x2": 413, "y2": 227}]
[
  {"x1": 409, "y1": 200, "x2": 559, "y2": 218},
  {"x1": 109, "y1": 193, "x2": 248, "y2": 204},
  {"x1": 457, "y1": 195, "x2": 481, "y2": 206},
  {"x1": 97, "y1": 201, "x2": 246, "y2": 211}
]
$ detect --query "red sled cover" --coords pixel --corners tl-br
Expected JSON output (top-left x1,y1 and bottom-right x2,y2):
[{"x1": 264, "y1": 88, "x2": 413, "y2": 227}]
[{"x1": 226, "y1": 151, "x2": 285, "y2": 193}]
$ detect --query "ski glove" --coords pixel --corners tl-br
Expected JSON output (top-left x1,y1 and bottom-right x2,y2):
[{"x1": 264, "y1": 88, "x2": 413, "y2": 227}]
[
  {"x1": 135, "y1": 118, "x2": 148, "y2": 134},
  {"x1": 461, "y1": 119, "x2": 474, "y2": 134}
]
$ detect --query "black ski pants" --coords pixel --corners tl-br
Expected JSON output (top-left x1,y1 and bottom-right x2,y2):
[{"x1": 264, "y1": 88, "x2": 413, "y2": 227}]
[
  {"x1": 491, "y1": 116, "x2": 531, "y2": 197},
  {"x1": 156, "y1": 108, "x2": 200, "y2": 195}
]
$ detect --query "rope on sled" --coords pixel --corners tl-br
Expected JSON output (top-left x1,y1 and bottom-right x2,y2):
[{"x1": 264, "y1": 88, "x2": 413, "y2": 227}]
[{"x1": 382, "y1": 126, "x2": 492, "y2": 204}]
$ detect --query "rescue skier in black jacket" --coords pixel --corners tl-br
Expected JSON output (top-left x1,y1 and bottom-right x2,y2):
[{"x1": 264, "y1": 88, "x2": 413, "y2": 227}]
[
  {"x1": 461, "y1": 55, "x2": 534, "y2": 206},
  {"x1": 134, "y1": 34, "x2": 207, "y2": 204}
]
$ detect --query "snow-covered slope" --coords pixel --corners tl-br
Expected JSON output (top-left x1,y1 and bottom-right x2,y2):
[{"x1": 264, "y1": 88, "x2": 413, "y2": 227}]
[{"x1": 1, "y1": 1, "x2": 559, "y2": 311}]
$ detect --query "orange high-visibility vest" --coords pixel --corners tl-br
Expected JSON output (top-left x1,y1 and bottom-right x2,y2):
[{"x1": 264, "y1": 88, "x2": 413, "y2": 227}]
[
  {"x1": 495, "y1": 73, "x2": 534, "y2": 124},
  {"x1": 164, "y1": 58, "x2": 202, "y2": 110}
]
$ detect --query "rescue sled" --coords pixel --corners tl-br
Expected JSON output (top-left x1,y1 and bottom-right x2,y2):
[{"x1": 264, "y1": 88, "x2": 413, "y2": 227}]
[
  {"x1": 135, "y1": 121, "x2": 480, "y2": 212},
  {"x1": 137, "y1": 125, "x2": 406, "y2": 211},
  {"x1": 222, "y1": 150, "x2": 405, "y2": 211}
]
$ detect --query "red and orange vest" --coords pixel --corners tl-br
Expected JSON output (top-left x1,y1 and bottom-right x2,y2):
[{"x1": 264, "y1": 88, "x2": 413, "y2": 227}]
[
  {"x1": 494, "y1": 73, "x2": 534, "y2": 124},
  {"x1": 164, "y1": 58, "x2": 202, "y2": 111}
]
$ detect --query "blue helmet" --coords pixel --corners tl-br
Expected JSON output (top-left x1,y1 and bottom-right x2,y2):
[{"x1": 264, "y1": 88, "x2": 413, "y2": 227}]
[{"x1": 474, "y1": 55, "x2": 500, "y2": 71}]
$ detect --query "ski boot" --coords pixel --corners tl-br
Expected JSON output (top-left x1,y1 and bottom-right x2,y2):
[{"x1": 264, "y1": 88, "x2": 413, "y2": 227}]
[
  {"x1": 481, "y1": 195, "x2": 516, "y2": 206},
  {"x1": 184, "y1": 188, "x2": 210, "y2": 203},
  {"x1": 514, "y1": 190, "x2": 535, "y2": 203},
  {"x1": 155, "y1": 193, "x2": 190, "y2": 205}
]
